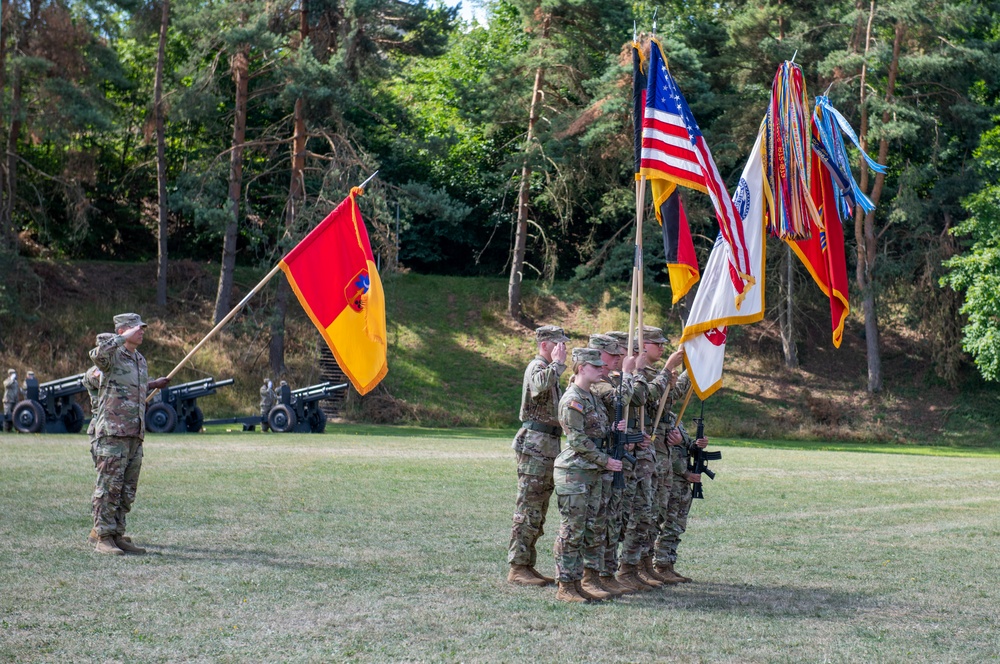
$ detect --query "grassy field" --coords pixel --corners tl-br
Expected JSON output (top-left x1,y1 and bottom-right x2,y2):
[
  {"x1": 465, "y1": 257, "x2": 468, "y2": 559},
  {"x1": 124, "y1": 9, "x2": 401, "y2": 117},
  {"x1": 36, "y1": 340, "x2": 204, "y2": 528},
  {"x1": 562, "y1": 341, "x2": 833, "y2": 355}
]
[{"x1": 1, "y1": 430, "x2": 998, "y2": 663}]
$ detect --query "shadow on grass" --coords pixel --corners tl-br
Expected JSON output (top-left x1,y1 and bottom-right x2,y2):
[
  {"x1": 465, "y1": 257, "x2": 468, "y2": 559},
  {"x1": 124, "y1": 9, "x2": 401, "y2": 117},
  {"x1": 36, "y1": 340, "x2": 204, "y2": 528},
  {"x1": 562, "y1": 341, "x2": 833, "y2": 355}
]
[
  {"x1": 149, "y1": 544, "x2": 347, "y2": 571},
  {"x1": 628, "y1": 581, "x2": 865, "y2": 617}
]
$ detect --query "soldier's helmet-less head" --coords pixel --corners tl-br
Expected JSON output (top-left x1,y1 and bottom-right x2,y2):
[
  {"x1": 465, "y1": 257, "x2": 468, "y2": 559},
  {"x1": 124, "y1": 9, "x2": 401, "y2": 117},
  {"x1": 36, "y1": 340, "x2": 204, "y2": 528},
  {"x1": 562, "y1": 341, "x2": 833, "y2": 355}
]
[
  {"x1": 535, "y1": 325, "x2": 570, "y2": 344},
  {"x1": 572, "y1": 347, "x2": 605, "y2": 368},
  {"x1": 113, "y1": 312, "x2": 148, "y2": 331},
  {"x1": 588, "y1": 333, "x2": 624, "y2": 356}
]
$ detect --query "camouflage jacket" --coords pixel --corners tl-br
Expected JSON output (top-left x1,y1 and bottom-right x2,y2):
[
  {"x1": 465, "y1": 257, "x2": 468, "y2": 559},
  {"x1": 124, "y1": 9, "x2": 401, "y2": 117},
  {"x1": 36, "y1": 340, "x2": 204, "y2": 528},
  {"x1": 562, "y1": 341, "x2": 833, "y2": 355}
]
[
  {"x1": 83, "y1": 366, "x2": 102, "y2": 438},
  {"x1": 89, "y1": 334, "x2": 148, "y2": 439},
  {"x1": 518, "y1": 355, "x2": 565, "y2": 428},
  {"x1": 259, "y1": 385, "x2": 276, "y2": 411},
  {"x1": 591, "y1": 372, "x2": 652, "y2": 460},
  {"x1": 3, "y1": 376, "x2": 19, "y2": 404},
  {"x1": 654, "y1": 371, "x2": 691, "y2": 456},
  {"x1": 554, "y1": 382, "x2": 610, "y2": 471}
]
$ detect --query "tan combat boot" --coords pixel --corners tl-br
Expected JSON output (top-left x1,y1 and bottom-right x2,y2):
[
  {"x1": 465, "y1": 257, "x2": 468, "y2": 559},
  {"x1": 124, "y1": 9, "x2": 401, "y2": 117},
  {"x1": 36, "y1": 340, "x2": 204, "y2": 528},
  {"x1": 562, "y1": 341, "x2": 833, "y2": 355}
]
[
  {"x1": 507, "y1": 564, "x2": 547, "y2": 587},
  {"x1": 643, "y1": 556, "x2": 676, "y2": 584},
  {"x1": 635, "y1": 561, "x2": 664, "y2": 588},
  {"x1": 654, "y1": 561, "x2": 684, "y2": 584},
  {"x1": 666, "y1": 562, "x2": 692, "y2": 583},
  {"x1": 95, "y1": 536, "x2": 124, "y2": 555},
  {"x1": 87, "y1": 528, "x2": 98, "y2": 544},
  {"x1": 555, "y1": 580, "x2": 589, "y2": 603},
  {"x1": 574, "y1": 579, "x2": 605, "y2": 602},
  {"x1": 616, "y1": 562, "x2": 653, "y2": 592},
  {"x1": 528, "y1": 567, "x2": 555, "y2": 585},
  {"x1": 600, "y1": 574, "x2": 636, "y2": 595},
  {"x1": 113, "y1": 535, "x2": 146, "y2": 554},
  {"x1": 580, "y1": 569, "x2": 613, "y2": 601}
]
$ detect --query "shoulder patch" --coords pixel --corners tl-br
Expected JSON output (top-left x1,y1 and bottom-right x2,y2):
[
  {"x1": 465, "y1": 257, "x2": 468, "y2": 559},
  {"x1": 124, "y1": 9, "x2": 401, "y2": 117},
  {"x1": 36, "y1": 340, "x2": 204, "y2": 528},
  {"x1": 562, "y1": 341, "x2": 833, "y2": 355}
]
[{"x1": 568, "y1": 400, "x2": 585, "y2": 413}]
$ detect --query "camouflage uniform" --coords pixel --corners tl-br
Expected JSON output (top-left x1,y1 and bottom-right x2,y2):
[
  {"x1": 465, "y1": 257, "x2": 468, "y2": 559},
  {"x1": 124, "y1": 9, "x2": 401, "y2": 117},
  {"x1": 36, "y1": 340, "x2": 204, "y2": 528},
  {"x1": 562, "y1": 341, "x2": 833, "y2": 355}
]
[
  {"x1": 83, "y1": 334, "x2": 114, "y2": 465},
  {"x1": 3, "y1": 369, "x2": 19, "y2": 432},
  {"x1": 259, "y1": 380, "x2": 276, "y2": 431},
  {"x1": 654, "y1": 371, "x2": 695, "y2": 567},
  {"x1": 588, "y1": 333, "x2": 641, "y2": 576},
  {"x1": 619, "y1": 357, "x2": 673, "y2": 566},
  {"x1": 553, "y1": 352, "x2": 612, "y2": 583},
  {"x1": 89, "y1": 315, "x2": 150, "y2": 539},
  {"x1": 508, "y1": 326, "x2": 568, "y2": 568}
]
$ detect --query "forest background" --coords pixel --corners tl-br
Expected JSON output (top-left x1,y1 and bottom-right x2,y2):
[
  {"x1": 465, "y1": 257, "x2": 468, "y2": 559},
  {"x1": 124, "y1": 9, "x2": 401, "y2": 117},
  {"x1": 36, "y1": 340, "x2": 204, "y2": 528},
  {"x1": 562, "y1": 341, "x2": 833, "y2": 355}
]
[{"x1": 1, "y1": 0, "x2": 1000, "y2": 443}]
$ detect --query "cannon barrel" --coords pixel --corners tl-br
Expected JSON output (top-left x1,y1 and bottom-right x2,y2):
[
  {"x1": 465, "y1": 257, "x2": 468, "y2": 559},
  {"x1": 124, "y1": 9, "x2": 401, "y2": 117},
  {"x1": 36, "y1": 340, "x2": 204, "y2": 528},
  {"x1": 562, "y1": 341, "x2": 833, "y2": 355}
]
[
  {"x1": 38, "y1": 373, "x2": 87, "y2": 400},
  {"x1": 165, "y1": 377, "x2": 235, "y2": 399},
  {"x1": 289, "y1": 382, "x2": 348, "y2": 403}
]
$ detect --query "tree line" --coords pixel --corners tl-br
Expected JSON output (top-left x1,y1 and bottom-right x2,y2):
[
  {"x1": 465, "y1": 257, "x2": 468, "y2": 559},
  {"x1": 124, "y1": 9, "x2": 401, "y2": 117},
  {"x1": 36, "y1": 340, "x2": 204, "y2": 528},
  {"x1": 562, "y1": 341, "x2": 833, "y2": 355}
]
[{"x1": 1, "y1": 0, "x2": 998, "y2": 389}]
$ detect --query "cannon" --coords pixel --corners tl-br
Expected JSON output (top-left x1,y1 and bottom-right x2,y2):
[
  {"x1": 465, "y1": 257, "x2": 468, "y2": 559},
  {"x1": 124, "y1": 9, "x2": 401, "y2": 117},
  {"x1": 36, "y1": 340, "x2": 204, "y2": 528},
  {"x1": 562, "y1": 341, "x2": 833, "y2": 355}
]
[
  {"x1": 145, "y1": 377, "x2": 235, "y2": 434},
  {"x1": 11, "y1": 373, "x2": 87, "y2": 434},
  {"x1": 266, "y1": 381, "x2": 347, "y2": 433}
]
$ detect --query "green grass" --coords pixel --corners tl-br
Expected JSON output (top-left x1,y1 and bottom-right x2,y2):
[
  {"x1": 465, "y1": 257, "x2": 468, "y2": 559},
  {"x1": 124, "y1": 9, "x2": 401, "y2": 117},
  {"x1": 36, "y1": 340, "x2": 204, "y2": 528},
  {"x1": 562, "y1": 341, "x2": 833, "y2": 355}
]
[{"x1": 1, "y1": 430, "x2": 998, "y2": 662}]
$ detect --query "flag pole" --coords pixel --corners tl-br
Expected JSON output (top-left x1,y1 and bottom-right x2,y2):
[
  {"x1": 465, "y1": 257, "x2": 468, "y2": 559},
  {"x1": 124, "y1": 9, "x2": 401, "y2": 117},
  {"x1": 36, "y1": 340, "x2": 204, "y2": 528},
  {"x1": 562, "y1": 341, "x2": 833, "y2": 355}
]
[
  {"x1": 636, "y1": 175, "x2": 647, "y2": 432},
  {"x1": 147, "y1": 172, "x2": 381, "y2": 403},
  {"x1": 654, "y1": 381, "x2": 693, "y2": 434},
  {"x1": 147, "y1": 263, "x2": 284, "y2": 402}
]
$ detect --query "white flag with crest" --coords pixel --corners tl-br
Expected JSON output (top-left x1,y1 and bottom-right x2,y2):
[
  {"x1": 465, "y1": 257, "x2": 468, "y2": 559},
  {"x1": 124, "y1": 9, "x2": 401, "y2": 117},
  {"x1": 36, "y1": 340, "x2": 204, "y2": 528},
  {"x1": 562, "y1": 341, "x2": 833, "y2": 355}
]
[{"x1": 680, "y1": 126, "x2": 769, "y2": 399}]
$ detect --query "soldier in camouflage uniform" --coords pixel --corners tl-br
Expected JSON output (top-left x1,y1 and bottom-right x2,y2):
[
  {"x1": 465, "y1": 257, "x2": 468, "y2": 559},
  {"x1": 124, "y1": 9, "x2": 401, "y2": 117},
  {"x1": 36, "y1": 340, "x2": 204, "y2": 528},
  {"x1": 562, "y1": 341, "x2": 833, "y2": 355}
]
[
  {"x1": 507, "y1": 325, "x2": 569, "y2": 587},
  {"x1": 623, "y1": 326, "x2": 684, "y2": 586},
  {"x1": 588, "y1": 332, "x2": 646, "y2": 596},
  {"x1": 85, "y1": 334, "x2": 121, "y2": 545},
  {"x1": 3, "y1": 368, "x2": 20, "y2": 432},
  {"x1": 89, "y1": 313, "x2": 170, "y2": 555},
  {"x1": 259, "y1": 378, "x2": 276, "y2": 432},
  {"x1": 654, "y1": 369, "x2": 709, "y2": 582},
  {"x1": 552, "y1": 347, "x2": 623, "y2": 603}
]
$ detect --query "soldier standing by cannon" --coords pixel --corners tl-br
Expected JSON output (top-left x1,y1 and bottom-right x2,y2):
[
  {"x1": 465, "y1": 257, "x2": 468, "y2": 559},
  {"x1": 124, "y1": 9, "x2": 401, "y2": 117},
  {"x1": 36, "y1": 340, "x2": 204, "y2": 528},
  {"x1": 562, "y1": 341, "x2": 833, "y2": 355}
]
[
  {"x1": 3, "y1": 369, "x2": 20, "y2": 432},
  {"x1": 259, "y1": 378, "x2": 276, "y2": 432}
]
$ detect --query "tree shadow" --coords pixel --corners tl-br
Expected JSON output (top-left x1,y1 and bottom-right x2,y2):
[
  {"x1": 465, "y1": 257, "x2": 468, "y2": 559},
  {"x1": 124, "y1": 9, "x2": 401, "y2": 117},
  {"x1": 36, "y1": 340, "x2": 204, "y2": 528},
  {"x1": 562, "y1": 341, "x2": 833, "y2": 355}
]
[{"x1": 623, "y1": 581, "x2": 866, "y2": 617}]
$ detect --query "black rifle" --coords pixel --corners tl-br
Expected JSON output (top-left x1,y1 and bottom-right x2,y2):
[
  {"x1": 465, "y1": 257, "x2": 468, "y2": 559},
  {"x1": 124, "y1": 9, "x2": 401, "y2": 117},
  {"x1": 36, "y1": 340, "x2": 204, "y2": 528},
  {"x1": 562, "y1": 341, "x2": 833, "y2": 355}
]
[
  {"x1": 609, "y1": 378, "x2": 641, "y2": 490},
  {"x1": 688, "y1": 401, "x2": 721, "y2": 499}
]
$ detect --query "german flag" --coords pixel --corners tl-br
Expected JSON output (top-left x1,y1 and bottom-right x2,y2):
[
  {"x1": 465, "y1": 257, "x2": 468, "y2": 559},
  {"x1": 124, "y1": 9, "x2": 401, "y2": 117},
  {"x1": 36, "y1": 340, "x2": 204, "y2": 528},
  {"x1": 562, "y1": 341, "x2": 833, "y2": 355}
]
[{"x1": 279, "y1": 188, "x2": 387, "y2": 395}]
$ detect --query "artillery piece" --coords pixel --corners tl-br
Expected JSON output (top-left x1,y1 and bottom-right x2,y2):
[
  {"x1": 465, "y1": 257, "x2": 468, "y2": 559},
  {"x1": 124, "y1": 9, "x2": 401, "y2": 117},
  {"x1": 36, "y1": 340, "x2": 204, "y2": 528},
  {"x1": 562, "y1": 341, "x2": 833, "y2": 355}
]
[
  {"x1": 266, "y1": 381, "x2": 347, "y2": 433},
  {"x1": 145, "y1": 377, "x2": 235, "y2": 434},
  {"x1": 11, "y1": 373, "x2": 87, "y2": 434}
]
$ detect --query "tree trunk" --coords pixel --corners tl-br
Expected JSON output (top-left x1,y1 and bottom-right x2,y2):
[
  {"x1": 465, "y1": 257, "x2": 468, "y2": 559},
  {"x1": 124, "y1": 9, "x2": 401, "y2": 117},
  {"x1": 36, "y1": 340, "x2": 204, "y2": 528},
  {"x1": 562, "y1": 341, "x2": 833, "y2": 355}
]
[
  {"x1": 214, "y1": 42, "x2": 250, "y2": 324},
  {"x1": 1, "y1": 0, "x2": 39, "y2": 251},
  {"x1": 154, "y1": 0, "x2": 170, "y2": 307},
  {"x1": 508, "y1": 14, "x2": 549, "y2": 326},
  {"x1": 780, "y1": 244, "x2": 798, "y2": 368},
  {"x1": 269, "y1": 0, "x2": 309, "y2": 378},
  {"x1": 0, "y1": 0, "x2": 10, "y2": 249},
  {"x1": 853, "y1": 9, "x2": 902, "y2": 393}
]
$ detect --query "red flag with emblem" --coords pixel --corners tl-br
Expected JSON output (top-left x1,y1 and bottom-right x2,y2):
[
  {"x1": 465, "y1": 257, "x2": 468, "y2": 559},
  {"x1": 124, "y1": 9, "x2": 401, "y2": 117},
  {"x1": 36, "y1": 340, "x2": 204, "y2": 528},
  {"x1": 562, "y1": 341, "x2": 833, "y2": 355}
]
[{"x1": 279, "y1": 189, "x2": 387, "y2": 395}]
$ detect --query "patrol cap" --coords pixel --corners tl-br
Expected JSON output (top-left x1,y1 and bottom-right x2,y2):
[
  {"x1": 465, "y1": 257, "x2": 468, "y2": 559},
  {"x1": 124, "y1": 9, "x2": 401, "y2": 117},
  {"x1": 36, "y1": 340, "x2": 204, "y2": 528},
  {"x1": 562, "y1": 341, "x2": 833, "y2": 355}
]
[
  {"x1": 7, "y1": 368, "x2": 14, "y2": 374},
  {"x1": 635, "y1": 325, "x2": 668, "y2": 345},
  {"x1": 589, "y1": 333, "x2": 624, "y2": 356},
  {"x1": 113, "y1": 313, "x2": 147, "y2": 330},
  {"x1": 572, "y1": 347, "x2": 604, "y2": 367},
  {"x1": 535, "y1": 325, "x2": 570, "y2": 344},
  {"x1": 96, "y1": 333, "x2": 114, "y2": 344}
]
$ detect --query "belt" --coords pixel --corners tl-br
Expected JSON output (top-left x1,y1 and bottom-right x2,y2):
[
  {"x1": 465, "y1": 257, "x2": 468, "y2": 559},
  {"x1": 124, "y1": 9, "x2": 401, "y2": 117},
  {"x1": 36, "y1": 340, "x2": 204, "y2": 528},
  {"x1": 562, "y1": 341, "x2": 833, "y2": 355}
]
[{"x1": 522, "y1": 421, "x2": 560, "y2": 436}]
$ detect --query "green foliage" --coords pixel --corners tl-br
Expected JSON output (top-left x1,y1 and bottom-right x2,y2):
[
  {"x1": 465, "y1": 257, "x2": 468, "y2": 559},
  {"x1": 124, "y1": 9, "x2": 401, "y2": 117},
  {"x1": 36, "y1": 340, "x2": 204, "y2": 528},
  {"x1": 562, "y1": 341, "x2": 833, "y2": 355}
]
[{"x1": 942, "y1": 123, "x2": 1000, "y2": 381}]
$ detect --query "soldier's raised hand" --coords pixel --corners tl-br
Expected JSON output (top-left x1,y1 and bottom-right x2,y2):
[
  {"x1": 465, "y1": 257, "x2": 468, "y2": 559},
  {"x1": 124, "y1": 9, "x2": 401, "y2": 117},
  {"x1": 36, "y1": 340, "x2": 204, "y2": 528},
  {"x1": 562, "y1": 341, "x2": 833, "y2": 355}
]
[
  {"x1": 667, "y1": 429, "x2": 683, "y2": 446},
  {"x1": 665, "y1": 349, "x2": 685, "y2": 371},
  {"x1": 553, "y1": 341, "x2": 567, "y2": 364},
  {"x1": 622, "y1": 354, "x2": 637, "y2": 374}
]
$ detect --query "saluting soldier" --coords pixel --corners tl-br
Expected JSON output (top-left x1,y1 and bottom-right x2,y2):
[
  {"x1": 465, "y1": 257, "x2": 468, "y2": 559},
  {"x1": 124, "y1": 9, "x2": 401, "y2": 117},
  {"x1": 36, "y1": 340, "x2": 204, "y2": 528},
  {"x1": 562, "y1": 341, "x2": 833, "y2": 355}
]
[
  {"x1": 552, "y1": 347, "x2": 623, "y2": 603},
  {"x1": 259, "y1": 378, "x2": 276, "y2": 432},
  {"x1": 507, "y1": 325, "x2": 569, "y2": 587},
  {"x1": 3, "y1": 369, "x2": 20, "y2": 432},
  {"x1": 89, "y1": 313, "x2": 170, "y2": 555}
]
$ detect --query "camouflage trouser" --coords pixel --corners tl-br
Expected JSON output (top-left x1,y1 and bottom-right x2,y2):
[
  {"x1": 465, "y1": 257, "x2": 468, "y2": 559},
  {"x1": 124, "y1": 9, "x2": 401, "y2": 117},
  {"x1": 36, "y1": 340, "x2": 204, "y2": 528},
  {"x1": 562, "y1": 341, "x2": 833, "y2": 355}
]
[
  {"x1": 507, "y1": 452, "x2": 555, "y2": 567},
  {"x1": 92, "y1": 435, "x2": 143, "y2": 538},
  {"x1": 620, "y1": 457, "x2": 656, "y2": 565},
  {"x1": 598, "y1": 472, "x2": 621, "y2": 574},
  {"x1": 654, "y1": 474, "x2": 692, "y2": 565},
  {"x1": 553, "y1": 467, "x2": 603, "y2": 582},
  {"x1": 3, "y1": 401, "x2": 14, "y2": 431}
]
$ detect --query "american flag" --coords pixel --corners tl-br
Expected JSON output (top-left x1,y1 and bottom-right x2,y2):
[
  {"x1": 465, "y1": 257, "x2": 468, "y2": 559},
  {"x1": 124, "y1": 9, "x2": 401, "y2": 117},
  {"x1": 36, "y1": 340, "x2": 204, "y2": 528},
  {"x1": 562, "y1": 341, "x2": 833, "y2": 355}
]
[{"x1": 639, "y1": 38, "x2": 754, "y2": 301}]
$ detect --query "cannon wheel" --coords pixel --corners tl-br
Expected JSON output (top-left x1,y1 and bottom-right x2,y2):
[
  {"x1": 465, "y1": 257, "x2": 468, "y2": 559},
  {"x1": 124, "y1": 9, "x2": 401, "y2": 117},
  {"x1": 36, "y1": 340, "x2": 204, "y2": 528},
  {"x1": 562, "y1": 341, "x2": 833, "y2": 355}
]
[
  {"x1": 268, "y1": 404, "x2": 296, "y2": 433},
  {"x1": 185, "y1": 406, "x2": 204, "y2": 433},
  {"x1": 12, "y1": 399, "x2": 45, "y2": 434},
  {"x1": 146, "y1": 403, "x2": 178, "y2": 434},
  {"x1": 308, "y1": 407, "x2": 327, "y2": 434},
  {"x1": 64, "y1": 402, "x2": 85, "y2": 434}
]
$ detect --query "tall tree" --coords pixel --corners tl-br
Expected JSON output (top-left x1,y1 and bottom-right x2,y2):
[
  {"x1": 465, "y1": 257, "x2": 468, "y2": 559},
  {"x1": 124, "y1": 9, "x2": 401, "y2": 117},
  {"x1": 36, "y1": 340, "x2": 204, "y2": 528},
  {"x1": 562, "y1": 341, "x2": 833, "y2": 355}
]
[{"x1": 153, "y1": 0, "x2": 170, "y2": 306}]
